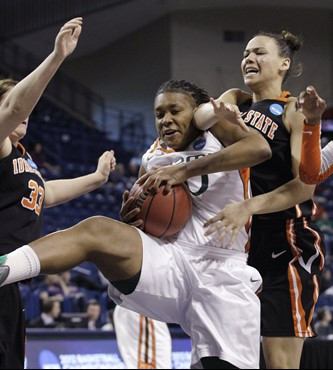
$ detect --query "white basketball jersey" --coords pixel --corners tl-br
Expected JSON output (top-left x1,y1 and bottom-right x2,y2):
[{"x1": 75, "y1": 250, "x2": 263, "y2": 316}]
[{"x1": 141, "y1": 131, "x2": 250, "y2": 253}]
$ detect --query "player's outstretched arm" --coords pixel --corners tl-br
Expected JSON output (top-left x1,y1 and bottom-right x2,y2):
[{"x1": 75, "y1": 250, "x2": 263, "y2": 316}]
[
  {"x1": 0, "y1": 17, "x2": 83, "y2": 145},
  {"x1": 297, "y1": 86, "x2": 333, "y2": 184},
  {"x1": 194, "y1": 88, "x2": 251, "y2": 132},
  {"x1": 44, "y1": 150, "x2": 115, "y2": 208},
  {"x1": 204, "y1": 177, "x2": 315, "y2": 244}
]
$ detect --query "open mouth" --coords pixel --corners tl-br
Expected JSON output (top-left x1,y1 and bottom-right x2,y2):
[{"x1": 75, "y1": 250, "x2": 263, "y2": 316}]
[
  {"x1": 163, "y1": 129, "x2": 179, "y2": 138},
  {"x1": 245, "y1": 67, "x2": 259, "y2": 77}
]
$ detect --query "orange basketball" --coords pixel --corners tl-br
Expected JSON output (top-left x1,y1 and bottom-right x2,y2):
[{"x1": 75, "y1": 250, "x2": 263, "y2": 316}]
[{"x1": 129, "y1": 183, "x2": 192, "y2": 237}]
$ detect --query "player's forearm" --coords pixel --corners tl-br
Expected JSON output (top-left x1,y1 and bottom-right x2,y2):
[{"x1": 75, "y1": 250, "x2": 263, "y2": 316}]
[
  {"x1": 44, "y1": 172, "x2": 107, "y2": 208},
  {"x1": 0, "y1": 52, "x2": 65, "y2": 142},
  {"x1": 194, "y1": 89, "x2": 245, "y2": 130},
  {"x1": 185, "y1": 136, "x2": 271, "y2": 178},
  {"x1": 244, "y1": 177, "x2": 315, "y2": 216},
  {"x1": 6, "y1": 51, "x2": 63, "y2": 115},
  {"x1": 300, "y1": 122, "x2": 333, "y2": 184},
  {"x1": 299, "y1": 123, "x2": 322, "y2": 184},
  {"x1": 194, "y1": 102, "x2": 220, "y2": 130}
]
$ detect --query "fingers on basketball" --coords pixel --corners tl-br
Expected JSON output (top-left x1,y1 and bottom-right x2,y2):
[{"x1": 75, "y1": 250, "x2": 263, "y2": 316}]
[{"x1": 128, "y1": 182, "x2": 192, "y2": 237}]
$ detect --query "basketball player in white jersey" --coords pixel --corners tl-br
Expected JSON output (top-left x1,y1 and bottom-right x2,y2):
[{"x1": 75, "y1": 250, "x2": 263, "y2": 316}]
[
  {"x1": 113, "y1": 305, "x2": 172, "y2": 369},
  {"x1": 0, "y1": 80, "x2": 272, "y2": 369}
]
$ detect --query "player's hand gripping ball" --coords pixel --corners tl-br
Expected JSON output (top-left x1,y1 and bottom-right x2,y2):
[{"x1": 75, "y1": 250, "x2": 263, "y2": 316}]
[{"x1": 129, "y1": 183, "x2": 192, "y2": 237}]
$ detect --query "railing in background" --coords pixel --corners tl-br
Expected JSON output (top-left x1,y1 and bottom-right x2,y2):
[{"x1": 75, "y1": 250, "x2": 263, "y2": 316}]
[
  {"x1": 0, "y1": 35, "x2": 149, "y2": 154},
  {"x1": 0, "y1": 0, "x2": 137, "y2": 39}
]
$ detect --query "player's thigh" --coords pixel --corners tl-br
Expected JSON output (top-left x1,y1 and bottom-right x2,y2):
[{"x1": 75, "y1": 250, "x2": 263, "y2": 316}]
[
  {"x1": 85, "y1": 217, "x2": 143, "y2": 282},
  {"x1": 190, "y1": 260, "x2": 261, "y2": 369},
  {"x1": 109, "y1": 231, "x2": 193, "y2": 326}
]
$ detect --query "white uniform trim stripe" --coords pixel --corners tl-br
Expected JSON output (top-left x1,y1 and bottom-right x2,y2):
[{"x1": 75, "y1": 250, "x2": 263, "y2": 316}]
[
  {"x1": 287, "y1": 220, "x2": 304, "y2": 337},
  {"x1": 303, "y1": 219, "x2": 325, "y2": 271},
  {"x1": 295, "y1": 204, "x2": 302, "y2": 218},
  {"x1": 139, "y1": 315, "x2": 154, "y2": 367},
  {"x1": 150, "y1": 318, "x2": 157, "y2": 368},
  {"x1": 303, "y1": 220, "x2": 323, "y2": 337},
  {"x1": 304, "y1": 275, "x2": 320, "y2": 338},
  {"x1": 311, "y1": 275, "x2": 320, "y2": 333},
  {"x1": 288, "y1": 265, "x2": 304, "y2": 337}
]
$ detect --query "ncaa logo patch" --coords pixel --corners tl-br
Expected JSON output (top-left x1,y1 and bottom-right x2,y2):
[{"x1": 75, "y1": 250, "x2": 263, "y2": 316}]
[
  {"x1": 193, "y1": 138, "x2": 206, "y2": 151},
  {"x1": 269, "y1": 103, "x2": 283, "y2": 116}
]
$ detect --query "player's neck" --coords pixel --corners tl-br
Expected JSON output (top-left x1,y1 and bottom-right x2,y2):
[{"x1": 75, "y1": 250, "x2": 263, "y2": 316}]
[{"x1": 251, "y1": 84, "x2": 282, "y2": 103}]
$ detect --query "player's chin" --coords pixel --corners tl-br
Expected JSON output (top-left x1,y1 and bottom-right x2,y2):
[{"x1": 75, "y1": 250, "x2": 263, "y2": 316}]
[
  {"x1": 10, "y1": 132, "x2": 25, "y2": 142},
  {"x1": 164, "y1": 139, "x2": 181, "y2": 150},
  {"x1": 244, "y1": 76, "x2": 262, "y2": 89}
]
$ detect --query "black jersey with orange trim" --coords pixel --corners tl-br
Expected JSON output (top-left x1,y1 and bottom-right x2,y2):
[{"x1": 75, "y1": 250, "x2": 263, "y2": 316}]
[
  {"x1": 239, "y1": 96, "x2": 315, "y2": 219},
  {"x1": 0, "y1": 143, "x2": 45, "y2": 255}
]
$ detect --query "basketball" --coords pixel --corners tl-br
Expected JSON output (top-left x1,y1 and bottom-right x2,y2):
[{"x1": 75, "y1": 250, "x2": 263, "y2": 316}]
[{"x1": 129, "y1": 183, "x2": 192, "y2": 237}]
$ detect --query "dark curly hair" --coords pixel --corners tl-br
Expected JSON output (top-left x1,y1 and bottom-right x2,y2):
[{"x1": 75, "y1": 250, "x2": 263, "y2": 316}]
[
  {"x1": 256, "y1": 31, "x2": 303, "y2": 83},
  {"x1": 156, "y1": 80, "x2": 210, "y2": 106}
]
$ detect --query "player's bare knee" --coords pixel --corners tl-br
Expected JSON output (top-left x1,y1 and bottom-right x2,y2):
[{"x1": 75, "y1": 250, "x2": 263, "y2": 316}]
[
  {"x1": 76, "y1": 216, "x2": 118, "y2": 254},
  {"x1": 81, "y1": 217, "x2": 141, "y2": 268}
]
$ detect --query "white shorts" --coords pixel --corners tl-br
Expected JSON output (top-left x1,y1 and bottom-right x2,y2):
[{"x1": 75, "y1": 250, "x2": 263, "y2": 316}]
[
  {"x1": 108, "y1": 229, "x2": 262, "y2": 369},
  {"x1": 113, "y1": 305, "x2": 172, "y2": 369}
]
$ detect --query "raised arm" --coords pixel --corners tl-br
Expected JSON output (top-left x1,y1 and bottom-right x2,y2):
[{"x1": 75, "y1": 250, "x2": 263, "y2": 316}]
[
  {"x1": 0, "y1": 18, "x2": 82, "y2": 153},
  {"x1": 44, "y1": 151, "x2": 115, "y2": 208},
  {"x1": 297, "y1": 86, "x2": 332, "y2": 184}
]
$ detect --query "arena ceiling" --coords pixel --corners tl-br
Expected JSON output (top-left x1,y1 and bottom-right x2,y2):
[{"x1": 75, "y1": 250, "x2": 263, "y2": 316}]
[{"x1": 2, "y1": 0, "x2": 333, "y2": 60}]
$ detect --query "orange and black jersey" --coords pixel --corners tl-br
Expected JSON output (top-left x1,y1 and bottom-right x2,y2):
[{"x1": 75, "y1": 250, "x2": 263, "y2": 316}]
[
  {"x1": 0, "y1": 144, "x2": 45, "y2": 255},
  {"x1": 239, "y1": 95, "x2": 315, "y2": 219}
]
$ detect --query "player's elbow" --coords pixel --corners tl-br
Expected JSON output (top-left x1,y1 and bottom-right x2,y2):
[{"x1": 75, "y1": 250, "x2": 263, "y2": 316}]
[
  {"x1": 299, "y1": 169, "x2": 320, "y2": 185},
  {"x1": 243, "y1": 139, "x2": 271, "y2": 167},
  {"x1": 300, "y1": 183, "x2": 316, "y2": 202},
  {"x1": 258, "y1": 141, "x2": 272, "y2": 162},
  {"x1": 292, "y1": 178, "x2": 316, "y2": 202},
  {"x1": 248, "y1": 130, "x2": 272, "y2": 164},
  {"x1": 299, "y1": 176, "x2": 318, "y2": 185}
]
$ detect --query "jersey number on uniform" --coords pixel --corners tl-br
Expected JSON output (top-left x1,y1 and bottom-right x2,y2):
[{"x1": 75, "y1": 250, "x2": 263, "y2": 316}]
[
  {"x1": 21, "y1": 180, "x2": 45, "y2": 215},
  {"x1": 184, "y1": 155, "x2": 209, "y2": 197}
]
